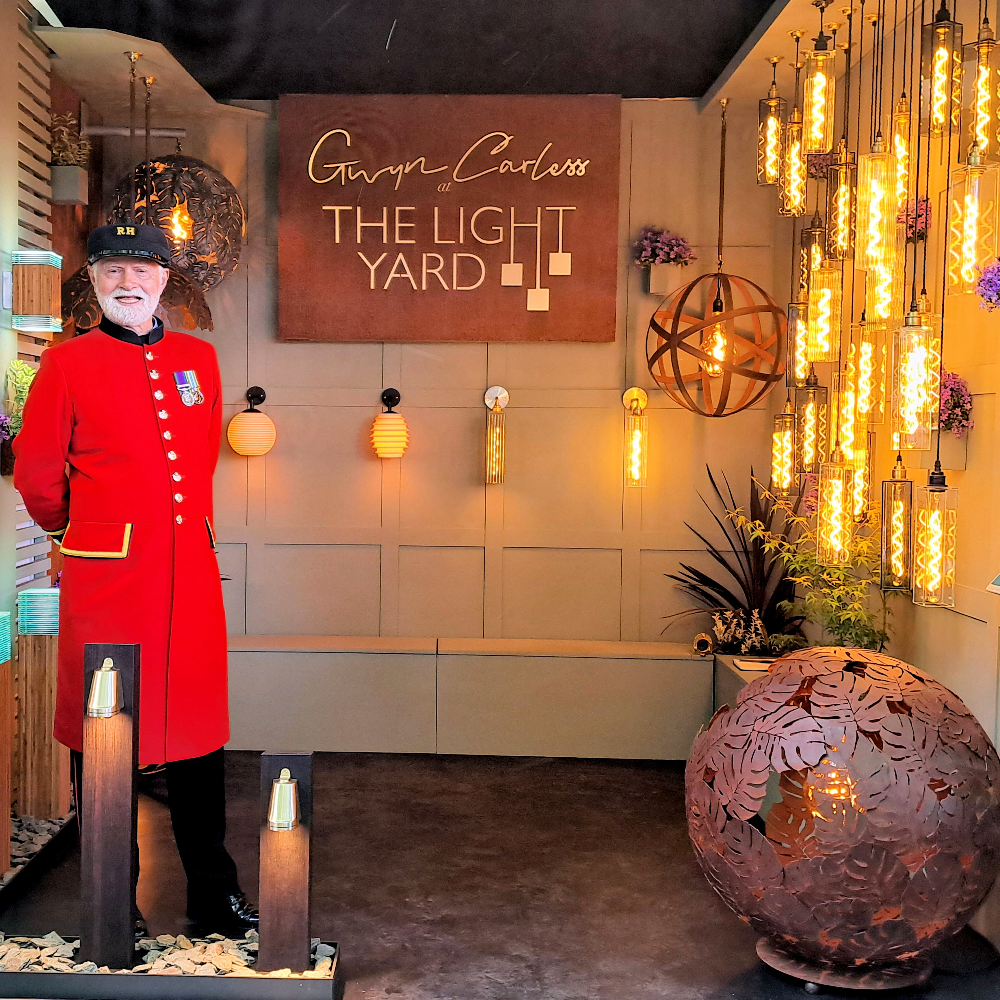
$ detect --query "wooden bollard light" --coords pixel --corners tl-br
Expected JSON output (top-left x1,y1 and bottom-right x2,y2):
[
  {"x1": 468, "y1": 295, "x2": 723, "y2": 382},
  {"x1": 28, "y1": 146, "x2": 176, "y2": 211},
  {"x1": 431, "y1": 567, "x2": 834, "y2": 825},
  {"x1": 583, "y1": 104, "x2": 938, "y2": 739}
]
[
  {"x1": 258, "y1": 752, "x2": 313, "y2": 973},
  {"x1": 80, "y1": 643, "x2": 140, "y2": 971}
]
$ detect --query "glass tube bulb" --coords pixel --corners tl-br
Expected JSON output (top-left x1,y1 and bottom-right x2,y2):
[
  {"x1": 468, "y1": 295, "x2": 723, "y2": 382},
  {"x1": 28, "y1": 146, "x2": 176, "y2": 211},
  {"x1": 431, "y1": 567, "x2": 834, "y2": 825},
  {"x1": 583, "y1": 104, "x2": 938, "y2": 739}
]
[
  {"x1": 892, "y1": 96, "x2": 911, "y2": 213},
  {"x1": 758, "y1": 68, "x2": 787, "y2": 186},
  {"x1": 921, "y1": 5, "x2": 963, "y2": 139},
  {"x1": 890, "y1": 313, "x2": 935, "y2": 451},
  {"x1": 817, "y1": 451, "x2": 854, "y2": 566},
  {"x1": 913, "y1": 481, "x2": 958, "y2": 607},
  {"x1": 806, "y1": 262, "x2": 842, "y2": 363},
  {"x1": 803, "y1": 48, "x2": 837, "y2": 154},
  {"x1": 786, "y1": 301, "x2": 811, "y2": 387},
  {"x1": 826, "y1": 143, "x2": 858, "y2": 260},
  {"x1": 916, "y1": 294, "x2": 942, "y2": 430},
  {"x1": 881, "y1": 455, "x2": 913, "y2": 591},
  {"x1": 794, "y1": 377, "x2": 829, "y2": 474},
  {"x1": 780, "y1": 112, "x2": 807, "y2": 217},
  {"x1": 771, "y1": 400, "x2": 796, "y2": 497},
  {"x1": 833, "y1": 367, "x2": 861, "y2": 469},
  {"x1": 799, "y1": 212, "x2": 827, "y2": 293},
  {"x1": 946, "y1": 147, "x2": 1000, "y2": 294},
  {"x1": 857, "y1": 139, "x2": 904, "y2": 328},
  {"x1": 700, "y1": 288, "x2": 727, "y2": 377},
  {"x1": 969, "y1": 19, "x2": 997, "y2": 159},
  {"x1": 851, "y1": 320, "x2": 886, "y2": 426},
  {"x1": 852, "y1": 430, "x2": 875, "y2": 523},
  {"x1": 486, "y1": 403, "x2": 506, "y2": 485}
]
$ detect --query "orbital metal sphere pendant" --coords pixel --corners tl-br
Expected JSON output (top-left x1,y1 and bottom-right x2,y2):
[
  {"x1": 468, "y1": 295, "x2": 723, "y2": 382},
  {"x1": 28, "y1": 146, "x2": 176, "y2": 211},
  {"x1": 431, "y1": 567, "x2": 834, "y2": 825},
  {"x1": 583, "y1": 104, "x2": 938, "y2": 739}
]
[{"x1": 646, "y1": 99, "x2": 786, "y2": 418}]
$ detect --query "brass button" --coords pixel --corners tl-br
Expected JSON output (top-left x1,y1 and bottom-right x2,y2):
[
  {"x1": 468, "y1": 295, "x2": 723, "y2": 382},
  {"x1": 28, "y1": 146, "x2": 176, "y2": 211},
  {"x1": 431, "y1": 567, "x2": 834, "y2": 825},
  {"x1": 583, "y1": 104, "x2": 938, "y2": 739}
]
[
  {"x1": 154, "y1": 390, "x2": 164, "y2": 400},
  {"x1": 163, "y1": 431, "x2": 172, "y2": 440},
  {"x1": 167, "y1": 451, "x2": 177, "y2": 460},
  {"x1": 174, "y1": 493, "x2": 184, "y2": 503},
  {"x1": 158, "y1": 410, "x2": 169, "y2": 419},
  {"x1": 146, "y1": 351, "x2": 154, "y2": 360},
  {"x1": 172, "y1": 472, "x2": 182, "y2": 482},
  {"x1": 175, "y1": 515, "x2": 183, "y2": 524},
  {"x1": 150, "y1": 370, "x2": 160, "y2": 380}
]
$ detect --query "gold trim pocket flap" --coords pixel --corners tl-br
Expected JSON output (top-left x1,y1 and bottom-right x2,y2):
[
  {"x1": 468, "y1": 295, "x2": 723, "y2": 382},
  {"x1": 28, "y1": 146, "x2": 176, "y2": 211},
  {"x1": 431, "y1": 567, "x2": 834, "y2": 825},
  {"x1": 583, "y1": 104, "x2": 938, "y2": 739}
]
[{"x1": 60, "y1": 521, "x2": 133, "y2": 559}]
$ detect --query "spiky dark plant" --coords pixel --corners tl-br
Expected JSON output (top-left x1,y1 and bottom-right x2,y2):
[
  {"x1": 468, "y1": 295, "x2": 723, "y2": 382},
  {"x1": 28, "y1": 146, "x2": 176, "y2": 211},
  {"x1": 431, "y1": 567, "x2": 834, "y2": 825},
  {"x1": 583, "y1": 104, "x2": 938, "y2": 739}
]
[{"x1": 663, "y1": 466, "x2": 804, "y2": 637}]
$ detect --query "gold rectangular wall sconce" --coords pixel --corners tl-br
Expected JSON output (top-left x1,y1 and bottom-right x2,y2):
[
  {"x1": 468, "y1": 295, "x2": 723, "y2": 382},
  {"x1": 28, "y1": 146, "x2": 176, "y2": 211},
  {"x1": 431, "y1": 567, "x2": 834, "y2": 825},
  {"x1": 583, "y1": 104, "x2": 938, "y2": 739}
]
[
  {"x1": 623, "y1": 388, "x2": 648, "y2": 488},
  {"x1": 12, "y1": 250, "x2": 62, "y2": 334},
  {"x1": 485, "y1": 386, "x2": 508, "y2": 484}
]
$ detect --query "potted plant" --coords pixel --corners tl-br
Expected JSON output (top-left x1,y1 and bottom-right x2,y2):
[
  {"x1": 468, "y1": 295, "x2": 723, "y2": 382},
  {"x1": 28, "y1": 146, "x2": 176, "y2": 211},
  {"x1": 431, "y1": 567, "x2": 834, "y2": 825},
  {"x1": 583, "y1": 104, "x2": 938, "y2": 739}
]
[
  {"x1": 633, "y1": 224, "x2": 696, "y2": 296},
  {"x1": 926, "y1": 369, "x2": 974, "y2": 471},
  {"x1": 50, "y1": 113, "x2": 90, "y2": 206},
  {"x1": 2, "y1": 360, "x2": 36, "y2": 475}
]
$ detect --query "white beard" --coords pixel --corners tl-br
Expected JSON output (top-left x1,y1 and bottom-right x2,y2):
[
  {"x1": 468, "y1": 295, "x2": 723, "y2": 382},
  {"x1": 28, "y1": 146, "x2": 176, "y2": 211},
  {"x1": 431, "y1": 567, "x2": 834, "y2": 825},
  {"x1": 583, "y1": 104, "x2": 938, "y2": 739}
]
[{"x1": 95, "y1": 286, "x2": 161, "y2": 329}]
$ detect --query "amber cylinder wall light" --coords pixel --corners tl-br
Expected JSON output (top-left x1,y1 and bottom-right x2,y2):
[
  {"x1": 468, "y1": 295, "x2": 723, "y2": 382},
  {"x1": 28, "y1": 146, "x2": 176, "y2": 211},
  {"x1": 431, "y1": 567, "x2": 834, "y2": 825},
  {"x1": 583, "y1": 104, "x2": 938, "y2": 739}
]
[
  {"x1": 817, "y1": 451, "x2": 854, "y2": 566},
  {"x1": 806, "y1": 262, "x2": 842, "y2": 363},
  {"x1": 227, "y1": 387, "x2": 277, "y2": 456},
  {"x1": 913, "y1": 470, "x2": 958, "y2": 607},
  {"x1": 786, "y1": 301, "x2": 811, "y2": 387},
  {"x1": 794, "y1": 373, "x2": 829, "y2": 475},
  {"x1": 825, "y1": 143, "x2": 858, "y2": 260},
  {"x1": 803, "y1": 44, "x2": 837, "y2": 154},
  {"x1": 623, "y1": 388, "x2": 649, "y2": 488},
  {"x1": 771, "y1": 399, "x2": 796, "y2": 497},
  {"x1": 371, "y1": 388, "x2": 409, "y2": 459},
  {"x1": 485, "y1": 386, "x2": 508, "y2": 485}
]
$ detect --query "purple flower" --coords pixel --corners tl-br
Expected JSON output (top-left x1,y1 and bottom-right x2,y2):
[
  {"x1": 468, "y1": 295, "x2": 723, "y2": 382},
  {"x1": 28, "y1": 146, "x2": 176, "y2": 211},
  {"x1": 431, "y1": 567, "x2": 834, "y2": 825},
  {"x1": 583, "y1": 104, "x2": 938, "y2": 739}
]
[
  {"x1": 0, "y1": 414, "x2": 12, "y2": 444},
  {"x1": 977, "y1": 259, "x2": 1000, "y2": 311},
  {"x1": 898, "y1": 197, "x2": 931, "y2": 243},
  {"x1": 807, "y1": 153, "x2": 836, "y2": 179},
  {"x1": 939, "y1": 370, "x2": 974, "y2": 437},
  {"x1": 633, "y1": 225, "x2": 697, "y2": 267},
  {"x1": 800, "y1": 473, "x2": 818, "y2": 516}
]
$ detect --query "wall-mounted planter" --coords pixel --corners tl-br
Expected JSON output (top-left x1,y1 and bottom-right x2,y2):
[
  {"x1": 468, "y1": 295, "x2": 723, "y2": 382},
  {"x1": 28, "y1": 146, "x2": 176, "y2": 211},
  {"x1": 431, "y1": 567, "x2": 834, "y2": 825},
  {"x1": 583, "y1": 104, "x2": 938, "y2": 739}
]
[
  {"x1": 49, "y1": 165, "x2": 88, "y2": 206},
  {"x1": 647, "y1": 263, "x2": 689, "y2": 297},
  {"x1": 916, "y1": 429, "x2": 968, "y2": 472}
]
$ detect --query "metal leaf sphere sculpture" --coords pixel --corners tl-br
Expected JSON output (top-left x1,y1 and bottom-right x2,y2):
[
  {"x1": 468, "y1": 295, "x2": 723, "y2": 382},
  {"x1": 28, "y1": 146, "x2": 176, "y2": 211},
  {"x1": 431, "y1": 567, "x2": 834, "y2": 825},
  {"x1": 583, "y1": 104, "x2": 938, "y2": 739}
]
[
  {"x1": 646, "y1": 272, "x2": 786, "y2": 417},
  {"x1": 111, "y1": 154, "x2": 246, "y2": 291},
  {"x1": 686, "y1": 647, "x2": 1000, "y2": 987}
]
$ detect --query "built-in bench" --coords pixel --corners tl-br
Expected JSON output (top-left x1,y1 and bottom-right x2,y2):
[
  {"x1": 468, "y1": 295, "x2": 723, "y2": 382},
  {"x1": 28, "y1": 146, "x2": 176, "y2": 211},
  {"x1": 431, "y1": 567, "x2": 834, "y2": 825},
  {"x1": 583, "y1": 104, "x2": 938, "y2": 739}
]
[{"x1": 227, "y1": 636, "x2": 714, "y2": 760}]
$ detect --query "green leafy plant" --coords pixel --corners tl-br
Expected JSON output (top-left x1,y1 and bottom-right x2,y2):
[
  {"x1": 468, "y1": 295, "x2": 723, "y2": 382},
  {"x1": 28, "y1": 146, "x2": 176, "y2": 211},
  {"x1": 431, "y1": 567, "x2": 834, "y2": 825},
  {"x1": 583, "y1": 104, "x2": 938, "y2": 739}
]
[
  {"x1": 664, "y1": 467, "x2": 805, "y2": 641},
  {"x1": 6, "y1": 360, "x2": 36, "y2": 436},
  {"x1": 729, "y1": 481, "x2": 891, "y2": 651}
]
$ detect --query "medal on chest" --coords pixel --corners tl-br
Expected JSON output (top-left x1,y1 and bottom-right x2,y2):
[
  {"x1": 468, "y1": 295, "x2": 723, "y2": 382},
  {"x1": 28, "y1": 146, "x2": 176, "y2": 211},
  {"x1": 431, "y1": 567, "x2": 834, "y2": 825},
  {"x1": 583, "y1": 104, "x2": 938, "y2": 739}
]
[{"x1": 173, "y1": 370, "x2": 205, "y2": 406}]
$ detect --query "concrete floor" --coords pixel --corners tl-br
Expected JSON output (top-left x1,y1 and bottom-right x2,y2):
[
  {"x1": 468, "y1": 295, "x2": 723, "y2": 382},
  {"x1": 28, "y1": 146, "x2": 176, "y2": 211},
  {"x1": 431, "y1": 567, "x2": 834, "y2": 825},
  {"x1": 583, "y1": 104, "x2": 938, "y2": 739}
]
[{"x1": 1, "y1": 752, "x2": 1000, "y2": 999}]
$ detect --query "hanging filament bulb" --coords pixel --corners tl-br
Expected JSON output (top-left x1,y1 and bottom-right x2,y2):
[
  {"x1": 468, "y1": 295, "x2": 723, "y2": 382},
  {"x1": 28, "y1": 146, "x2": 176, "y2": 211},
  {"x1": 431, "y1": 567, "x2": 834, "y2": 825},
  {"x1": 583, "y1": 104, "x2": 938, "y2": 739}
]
[
  {"x1": 891, "y1": 311, "x2": 935, "y2": 451},
  {"x1": 825, "y1": 140, "x2": 858, "y2": 260},
  {"x1": 817, "y1": 449, "x2": 854, "y2": 565},
  {"x1": 913, "y1": 466, "x2": 959, "y2": 607},
  {"x1": 622, "y1": 388, "x2": 648, "y2": 488},
  {"x1": 786, "y1": 301, "x2": 811, "y2": 387},
  {"x1": 758, "y1": 57, "x2": 787, "y2": 185},
  {"x1": 799, "y1": 211, "x2": 827, "y2": 292},
  {"x1": 780, "y1": 109, "x2": 808, "y2": 216},
  {"x1": 921, "y1": 1, "x2": 964, "y2": 139},
  {"x1": 771, "y1": 399, "x2": 796, "y2": 496},
  {"x1": 892, "y1": 96, "x2": 911, "y2": 213},
  {"x1": 857, "y1": 137, "x2": 904, "y2": 328},
  {"x1": 851, "y1": 320, "x2": 885, "y2": 425},
  {"x1": 881, "y1": 454, "x2": 913, "y2": 591},
  {"x1": 803, "y1": 24, "x2": 837, "y2": 154},
  {"x1": 794, "y1": 371, "x2": 829, "y2": 474},
  {"x1": 806, "y1": 261, "x2": 842, "y2": 363},
  {"x1": 852, "y1": 430, "x2": 874, "y2": 523},
  {"x1": 947, "y1": 144, "x2": 1000, "y2": 294},
  {"x1": 916, "y1": 293, "x2": 942, "y2": 429},
  {"x1": 700, "y1": 283, "x2": 727, "y2": 377},
  {"x1": 970, "y1": 17, "x2": 997, "y2": 158},
  {"x1": 832, "y1": 367, "x2": 858, "y2": 467}
]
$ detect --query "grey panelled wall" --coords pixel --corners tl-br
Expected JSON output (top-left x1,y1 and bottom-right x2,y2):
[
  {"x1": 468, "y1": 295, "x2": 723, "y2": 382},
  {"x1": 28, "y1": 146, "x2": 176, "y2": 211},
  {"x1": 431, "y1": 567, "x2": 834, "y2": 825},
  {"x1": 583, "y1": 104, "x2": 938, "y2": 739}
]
[{"x1": 136, "y1": 98, "x2": 784, "y2": 641}]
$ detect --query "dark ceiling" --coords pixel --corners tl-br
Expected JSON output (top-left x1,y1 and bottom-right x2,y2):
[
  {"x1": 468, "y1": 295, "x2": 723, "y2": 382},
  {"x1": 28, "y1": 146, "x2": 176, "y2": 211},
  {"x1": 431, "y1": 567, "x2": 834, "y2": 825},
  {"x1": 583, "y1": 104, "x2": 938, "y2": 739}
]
[{"x1": 46, "y1": 0, "x2": 774, "y2": 100}]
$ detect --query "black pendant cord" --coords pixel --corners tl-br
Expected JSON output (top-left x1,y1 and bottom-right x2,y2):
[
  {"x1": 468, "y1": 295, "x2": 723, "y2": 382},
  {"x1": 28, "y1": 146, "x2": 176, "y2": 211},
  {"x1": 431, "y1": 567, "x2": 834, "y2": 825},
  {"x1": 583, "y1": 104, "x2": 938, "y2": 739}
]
[
  {"x1": 857, "y1": 0, "x2": 867, "y2": 151},
  {"x1": 714, "y1": 99, "x2": 728, "y2": 311},
  {"x1": 870, "y1": 7, "x2": 880, "y2": 145},
  {"x1": 909, "y1": 0, "x2": 924, "y2": 310},
  {"x1": 892, "y1": 0, "x2": 901, "y2": 102},
  {"x1": 127, "y1": 52, "x2": 137, "y2": 223},
  {"x1": 143, "y1": 77, "x2": 152, "y2": 227},
  {"x1": 844, "y1": 5, "x2": 856, "y2": 145},
  {"x1": 921, "y1": 0, "x2": 932, "y2": 297}
]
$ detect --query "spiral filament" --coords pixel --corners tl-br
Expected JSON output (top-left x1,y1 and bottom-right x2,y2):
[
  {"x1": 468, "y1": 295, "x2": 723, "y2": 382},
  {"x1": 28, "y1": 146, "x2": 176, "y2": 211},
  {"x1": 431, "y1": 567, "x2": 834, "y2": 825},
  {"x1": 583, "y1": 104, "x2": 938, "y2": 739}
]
[
  {"x1": 818, "y1": 461, "x2": 852, "y2": 565},
  {"x1": 701, "y1": 318, "x2": 727, "y2": 377},
  {"x1": 913, "y1": 485, "x2": 958, "y2": 607},
  {"x1": 771, "y1": 406, "x2": 795, "y2": 497},
  {"x1": 808, "y1": 73, "x2": 826, "y2": 150},
  {"x1": 890, "y1": 498, "x2": 907, "y2": 581},
  {"x1": 892, "y1": 100, "x2": 910, "y2": 213},
  {"x1": 782, "y1": 129, "x2": 806, "y2": 216},
  {"x1": 931, "y1": 44, "x2": 951, "y2": 135},
  {"x1": 834, "y1": 179, "x2": 851, "y2": 255},
  {"x1": 976, "y1": 63, "x2": 992, "y2": 154},
  {"x1": 764, "y1": 114, "x2": 781, "y2": 184}
]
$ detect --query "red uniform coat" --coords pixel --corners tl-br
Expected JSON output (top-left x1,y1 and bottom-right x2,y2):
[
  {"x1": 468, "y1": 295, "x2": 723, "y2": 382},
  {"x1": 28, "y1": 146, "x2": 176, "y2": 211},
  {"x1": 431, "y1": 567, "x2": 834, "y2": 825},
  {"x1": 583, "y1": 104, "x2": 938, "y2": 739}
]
[{"x1": 13, "y1": 321, "x2": 229, "y2": 764}]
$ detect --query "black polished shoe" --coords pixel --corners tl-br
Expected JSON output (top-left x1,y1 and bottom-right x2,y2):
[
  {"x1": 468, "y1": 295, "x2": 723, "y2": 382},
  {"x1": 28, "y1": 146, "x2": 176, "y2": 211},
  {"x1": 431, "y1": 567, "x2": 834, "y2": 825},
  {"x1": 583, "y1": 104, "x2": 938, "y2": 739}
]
[{"x1": 188, "y1": 892, "x2": 259, "y2": 936}]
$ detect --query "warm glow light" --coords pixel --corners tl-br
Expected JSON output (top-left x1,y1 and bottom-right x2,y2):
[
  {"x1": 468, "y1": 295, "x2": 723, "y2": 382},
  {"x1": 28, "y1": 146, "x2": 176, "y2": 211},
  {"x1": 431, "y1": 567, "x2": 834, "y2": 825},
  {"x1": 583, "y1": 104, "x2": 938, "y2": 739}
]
[
  {"x1": 786, "y1": 302, "x2": 810, "y2": 387},
  {"x1": 623, "y1": 388, "x2": 648, "y2": 488},
  {"x1": 931, "y1": 44, "x2": 951, "y2": 135},
  {"x1": 891, "y1": 316, "x2": 934, "y2": 450},
  {"x1": 825, "y1": 145, "x2": 857, "y2": 260},
  {"x1": 757, "y1": 61, "x2": 786, "y2": 186},
  {"x1": 771, "y1": 401, "x2": 796, "y2": 497},
  {"x1": 852, "y1": 432, "x2": 874, "y2": 523},
  {"x1": 851, "y1": 321, "x2": 885, "y2": 426},
  {"x1": 803, "y1": 50, "x2": 836, "y2": 154},
  {"x1": 795, "y1": 382, "x2": 828, "y2": 475},
  {"x1": 169, "y1": 202, "x2": 193, "y2": 242},
  {"x1": 817, "y1": 456, "x2": 853, "y2": 566},
  {"x1": 833, "y1": 368, "x2": 858, "y2": 468},
  {"x1": 371, "y1": 411, "x2": 409, "y2": 458},
  {"x1": 857, "y1": 143, "x2": 903, "y2": 327},
  {"x1": 806, "y1": 264, "x2": 841, "y2": 363},
  {"x1": 892, "y1": 98, "x2": 910, "y2": 213},
  {"x1": 227, "y1": 409, "x2": 276, "y2": 456},
  {"x1": 780, "y1": 116, "x2": 807, "y2": 216},
  {"x1": 881, "y1": 458, "x2": 913, "y2": 591},
  {"x1": 486, "y1": 405, "x2": 505, "y2": 485},
  {"x1": 913, "y1": 485, "x2": 958, "y2": 607},
  {"x1": 798, "y1": 215, "x2": 826, "y2": 294},
  {"x1": 922, "y1": 14, "x2": 963, "y2": 139},
  {"x1": 976, "y1": 64, "x2": 991, "y2": 152},
  {"x1": 947, "y1": 152, "x2": 999, "y2": 295},
  {"x1": 701, "y1": 315, "x2": 727, "y2": 377}
]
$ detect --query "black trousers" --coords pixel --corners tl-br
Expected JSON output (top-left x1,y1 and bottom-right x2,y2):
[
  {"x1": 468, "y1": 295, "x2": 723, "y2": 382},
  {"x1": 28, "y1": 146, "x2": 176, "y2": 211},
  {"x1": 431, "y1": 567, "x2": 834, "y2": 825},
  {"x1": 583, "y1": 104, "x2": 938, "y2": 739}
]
[{"x1": 70, "y1": 747, "x2": 241, "y2": 911}]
